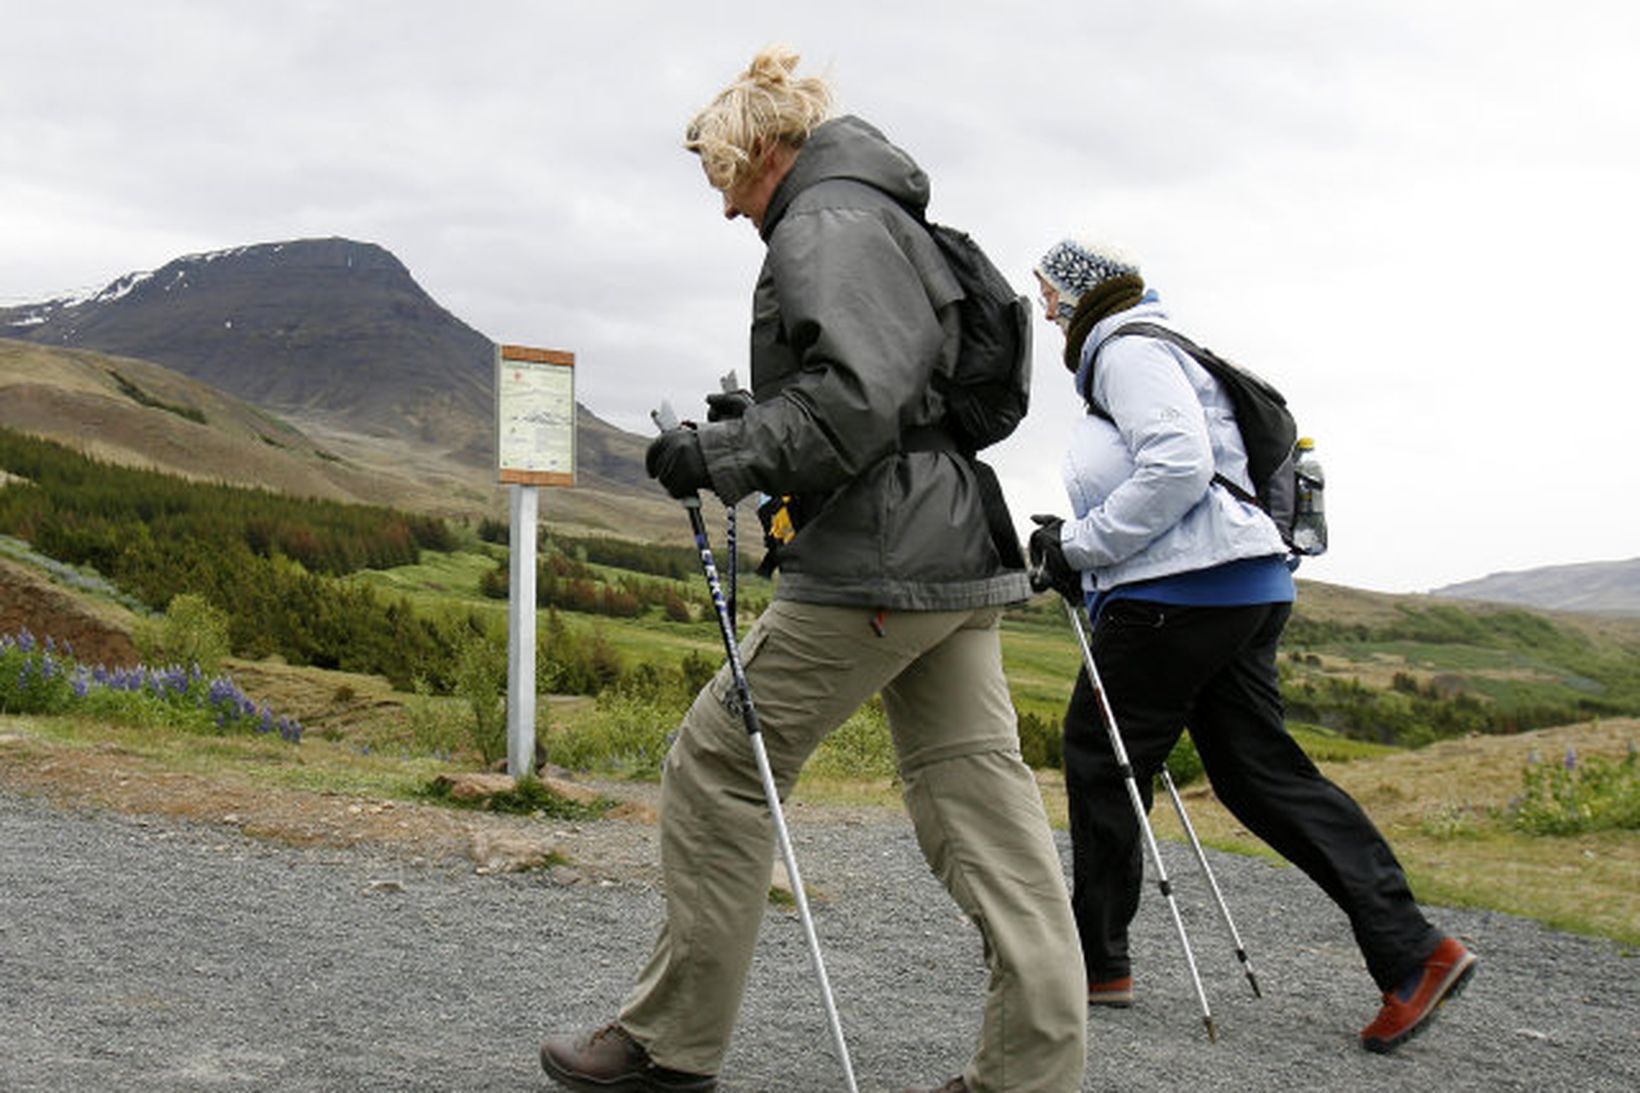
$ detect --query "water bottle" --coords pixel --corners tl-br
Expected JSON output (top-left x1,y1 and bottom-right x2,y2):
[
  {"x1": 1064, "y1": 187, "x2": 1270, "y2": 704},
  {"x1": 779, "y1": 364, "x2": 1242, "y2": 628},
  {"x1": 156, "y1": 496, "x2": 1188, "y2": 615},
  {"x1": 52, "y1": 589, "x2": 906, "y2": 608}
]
[{"x1": 1291, "y1": 436, "x2": 1327, "y2": 556}]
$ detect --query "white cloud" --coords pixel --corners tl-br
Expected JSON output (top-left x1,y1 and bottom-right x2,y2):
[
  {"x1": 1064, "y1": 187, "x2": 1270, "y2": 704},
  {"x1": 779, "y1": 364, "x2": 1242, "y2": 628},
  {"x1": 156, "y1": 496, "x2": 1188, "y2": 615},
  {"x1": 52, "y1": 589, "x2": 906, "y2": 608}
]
[{"x1": 2, "y1": 0, "x2": 1635, "y2": 592}]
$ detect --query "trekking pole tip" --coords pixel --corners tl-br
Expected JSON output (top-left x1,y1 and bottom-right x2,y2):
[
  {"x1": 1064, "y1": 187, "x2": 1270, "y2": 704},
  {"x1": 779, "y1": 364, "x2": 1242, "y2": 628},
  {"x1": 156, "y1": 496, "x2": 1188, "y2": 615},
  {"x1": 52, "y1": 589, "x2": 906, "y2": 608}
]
[
  {"x1": 1204, "y1": 1016, "x2": 1219, "y2": 1042},
  {"x1": 1247, "y1": 970, "x2": 1263, "y2": 999}
]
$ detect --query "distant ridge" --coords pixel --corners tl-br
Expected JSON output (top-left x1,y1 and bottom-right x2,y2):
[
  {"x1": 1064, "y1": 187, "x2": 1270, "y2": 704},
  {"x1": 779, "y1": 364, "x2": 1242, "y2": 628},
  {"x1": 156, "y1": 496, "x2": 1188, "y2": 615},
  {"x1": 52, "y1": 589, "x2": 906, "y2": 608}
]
[{"x1": 1431, "y1": 557, "x2": 1640, "y2": 616}]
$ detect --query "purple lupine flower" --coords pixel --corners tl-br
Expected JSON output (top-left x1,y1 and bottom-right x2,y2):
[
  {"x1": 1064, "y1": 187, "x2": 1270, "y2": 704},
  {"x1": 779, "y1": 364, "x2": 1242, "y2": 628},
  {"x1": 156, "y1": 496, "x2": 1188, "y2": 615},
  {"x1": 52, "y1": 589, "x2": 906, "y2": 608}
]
[
  {"x1": 44, "y1": 636, "x2": 56, "y2": 654},
  {"x1": 72, "y1": 671, "x2": 90, "y2": 699},
  {"x1": 148, "y1": 669, "x2": 171, "y2": 698},
  {"x1": 1564, "y1": 746, "x2": 1578, "y2": 772},
  {"x1": 208, "y1": 678, "x2": 231, "y2": 704},
  {"x1": 17, "y1": 629, "x2": 34, "y2": 652}
]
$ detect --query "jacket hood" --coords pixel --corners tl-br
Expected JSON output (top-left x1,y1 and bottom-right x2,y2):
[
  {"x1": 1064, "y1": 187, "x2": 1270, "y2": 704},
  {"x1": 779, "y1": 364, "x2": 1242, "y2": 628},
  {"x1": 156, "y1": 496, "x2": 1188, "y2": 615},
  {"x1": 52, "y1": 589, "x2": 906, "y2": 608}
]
[{"x1": 760, "y1": 115, "x2": 930, "y2": 240}]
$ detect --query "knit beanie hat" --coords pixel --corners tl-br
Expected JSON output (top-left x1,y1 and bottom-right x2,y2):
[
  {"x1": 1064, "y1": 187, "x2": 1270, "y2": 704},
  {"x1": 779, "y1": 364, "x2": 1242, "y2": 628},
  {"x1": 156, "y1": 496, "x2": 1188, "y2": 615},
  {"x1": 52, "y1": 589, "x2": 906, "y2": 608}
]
[{"x1": 1035, "y1": 238, "x2": 1141, "y2": 322}]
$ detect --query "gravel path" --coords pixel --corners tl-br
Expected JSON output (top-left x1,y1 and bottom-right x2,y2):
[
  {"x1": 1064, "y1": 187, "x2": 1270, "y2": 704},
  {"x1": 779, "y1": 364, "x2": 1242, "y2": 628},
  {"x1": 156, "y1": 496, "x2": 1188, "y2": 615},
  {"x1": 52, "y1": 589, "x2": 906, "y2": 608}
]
[{"x1": 2, "y1": 788, "x2": 1636, "y2": 1092}]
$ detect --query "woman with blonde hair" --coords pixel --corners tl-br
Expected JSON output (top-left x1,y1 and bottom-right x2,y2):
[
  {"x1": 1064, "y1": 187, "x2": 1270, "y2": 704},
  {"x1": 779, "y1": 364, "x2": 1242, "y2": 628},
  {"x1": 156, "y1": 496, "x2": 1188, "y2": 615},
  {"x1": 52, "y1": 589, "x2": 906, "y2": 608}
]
[{"x1": 539, "y1": 46, "x2": 1086, "y2": 1093}]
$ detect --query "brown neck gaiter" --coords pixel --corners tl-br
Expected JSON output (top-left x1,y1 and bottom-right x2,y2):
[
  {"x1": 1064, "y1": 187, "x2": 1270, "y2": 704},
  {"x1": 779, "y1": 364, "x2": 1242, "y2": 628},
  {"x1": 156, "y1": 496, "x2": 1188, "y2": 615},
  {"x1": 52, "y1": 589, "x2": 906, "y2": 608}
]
[{"x1": 1062, "y1": 273, "x2": 1147, "y2": 373}]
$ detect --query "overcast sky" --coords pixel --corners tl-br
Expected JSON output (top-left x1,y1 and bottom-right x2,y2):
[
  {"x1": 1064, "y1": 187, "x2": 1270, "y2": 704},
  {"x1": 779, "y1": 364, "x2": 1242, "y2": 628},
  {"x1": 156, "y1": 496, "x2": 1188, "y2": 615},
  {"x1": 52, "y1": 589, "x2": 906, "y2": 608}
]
[{"x1": 4, "y1": 1, "x2": 1636, "y2": 594}]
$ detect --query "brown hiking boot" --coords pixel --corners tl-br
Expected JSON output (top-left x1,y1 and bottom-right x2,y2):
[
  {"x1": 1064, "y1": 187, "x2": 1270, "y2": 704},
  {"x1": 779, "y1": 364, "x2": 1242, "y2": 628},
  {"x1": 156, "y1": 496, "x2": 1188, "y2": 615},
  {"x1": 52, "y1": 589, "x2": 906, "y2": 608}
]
[{"x1": 539, "y1": 1022, "x2": 716, "y2": 1092}]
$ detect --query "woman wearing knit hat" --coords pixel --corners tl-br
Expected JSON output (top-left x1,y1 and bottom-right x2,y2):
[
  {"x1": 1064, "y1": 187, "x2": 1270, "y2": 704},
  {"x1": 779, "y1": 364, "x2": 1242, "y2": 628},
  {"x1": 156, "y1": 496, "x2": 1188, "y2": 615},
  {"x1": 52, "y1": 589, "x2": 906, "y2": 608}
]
[{"x1": 1028, "y1": 238, "x2": 1476, "y2": 1054}]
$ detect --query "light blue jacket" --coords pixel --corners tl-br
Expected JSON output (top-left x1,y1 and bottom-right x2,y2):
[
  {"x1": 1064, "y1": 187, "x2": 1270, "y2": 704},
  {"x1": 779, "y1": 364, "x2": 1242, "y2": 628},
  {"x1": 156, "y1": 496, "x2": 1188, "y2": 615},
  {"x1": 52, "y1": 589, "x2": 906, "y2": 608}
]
[{"x1": 1058, "y1": 298, "x2": 1287, "y2": 592}]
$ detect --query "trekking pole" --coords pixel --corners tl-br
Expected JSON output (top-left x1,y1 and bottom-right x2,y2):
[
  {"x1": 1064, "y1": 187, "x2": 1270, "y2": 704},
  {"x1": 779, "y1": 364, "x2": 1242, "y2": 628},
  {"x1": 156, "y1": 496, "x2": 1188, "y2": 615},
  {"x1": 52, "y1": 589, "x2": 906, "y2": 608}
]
[
  {"x1": 652, "y1": 402, "x2": 859, "y2": 1093},
  {"x1": 1158, "y1": 765, "x2": 1262, "y2": 998},
  {"x1": 717, "y1": 372, "x2": 740, "y2": 631},
  {"x1": 1061, "y1": 599, "x2": 1219, "y2": 1042}
]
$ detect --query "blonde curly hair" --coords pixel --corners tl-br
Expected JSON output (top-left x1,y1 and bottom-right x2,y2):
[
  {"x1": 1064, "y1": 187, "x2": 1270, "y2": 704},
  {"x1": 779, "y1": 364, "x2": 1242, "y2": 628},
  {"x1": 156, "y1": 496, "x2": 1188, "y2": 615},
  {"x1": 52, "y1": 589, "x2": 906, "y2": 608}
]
[{"x1": 685, "y1": 45, "x2": 833, "y2": 191}]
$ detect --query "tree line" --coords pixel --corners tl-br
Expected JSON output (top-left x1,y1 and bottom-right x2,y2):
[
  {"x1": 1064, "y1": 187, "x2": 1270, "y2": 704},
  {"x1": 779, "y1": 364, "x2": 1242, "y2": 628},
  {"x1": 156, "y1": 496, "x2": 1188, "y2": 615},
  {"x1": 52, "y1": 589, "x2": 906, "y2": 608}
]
[
  {"x1": 6, "y1": 425, "x2": 1636, "y2": 746},
  {"x1": 0, "y1": 427, "x2": 718, "y2": 699},
  {"x1": 0, "y1": 427, "x2": 465, "y2": 689}
]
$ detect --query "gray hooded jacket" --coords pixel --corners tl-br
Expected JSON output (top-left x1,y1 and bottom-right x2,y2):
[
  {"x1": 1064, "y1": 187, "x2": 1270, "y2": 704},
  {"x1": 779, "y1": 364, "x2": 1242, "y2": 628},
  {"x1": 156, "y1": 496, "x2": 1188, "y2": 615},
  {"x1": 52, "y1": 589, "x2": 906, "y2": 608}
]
[{"x1": 696, "y1": 116, "x2": 1028, "y2": 610}]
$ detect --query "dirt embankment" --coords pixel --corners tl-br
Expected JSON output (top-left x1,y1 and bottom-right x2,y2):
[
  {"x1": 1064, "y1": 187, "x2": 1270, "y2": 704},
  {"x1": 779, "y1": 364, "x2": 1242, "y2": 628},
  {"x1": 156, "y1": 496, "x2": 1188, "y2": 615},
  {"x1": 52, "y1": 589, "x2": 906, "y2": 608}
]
[{"x1": 0, "y1": 557, "x2": 140, "y2": 666}]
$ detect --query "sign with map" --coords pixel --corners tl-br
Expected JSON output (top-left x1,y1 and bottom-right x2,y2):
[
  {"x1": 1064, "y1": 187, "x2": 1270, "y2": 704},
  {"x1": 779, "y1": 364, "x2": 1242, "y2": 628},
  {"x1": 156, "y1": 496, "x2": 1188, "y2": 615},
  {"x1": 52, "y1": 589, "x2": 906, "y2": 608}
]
[{"x1": 496, "y1": 344, "x2": 575, "y2": 486}]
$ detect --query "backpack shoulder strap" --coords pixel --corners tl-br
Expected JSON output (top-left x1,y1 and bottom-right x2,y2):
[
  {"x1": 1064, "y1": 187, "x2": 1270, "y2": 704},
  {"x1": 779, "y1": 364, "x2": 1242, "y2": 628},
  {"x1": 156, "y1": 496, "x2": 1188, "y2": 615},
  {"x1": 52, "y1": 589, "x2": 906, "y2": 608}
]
[
  {"x1": 1083, "y1": 321, "x2": 1194, "y2": 413},
  {"x1": 1085, "y1": 320, "x2": 1252, "y2": 503},
  {"x1": 1097, "y1": 321, "x2": 1207, "y2": 364}
]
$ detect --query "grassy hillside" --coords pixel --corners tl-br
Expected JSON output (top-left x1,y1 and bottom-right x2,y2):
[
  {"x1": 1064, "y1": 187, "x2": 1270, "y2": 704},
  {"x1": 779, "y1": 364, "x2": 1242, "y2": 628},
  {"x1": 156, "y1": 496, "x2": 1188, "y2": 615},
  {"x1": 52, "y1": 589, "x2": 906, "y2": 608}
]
[
  {"x1": 0, "y1": 338, "x2": 690, "y2": 541},
  {"x1": 0, "y1": 337, "x2": 376, "y2": 500},
  {"x1": 5, "y1": 417, "x2": 1637, "y2": 753},
  {"x1": 2, "y1": 421, "x2": 1637, "y2": 944}
]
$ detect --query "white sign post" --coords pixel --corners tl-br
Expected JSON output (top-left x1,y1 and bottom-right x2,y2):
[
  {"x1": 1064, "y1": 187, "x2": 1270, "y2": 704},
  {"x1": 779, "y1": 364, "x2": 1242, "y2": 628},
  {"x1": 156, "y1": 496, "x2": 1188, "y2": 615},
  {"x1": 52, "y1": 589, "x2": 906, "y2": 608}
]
[{"x1": 496, "y1": 344, "x2": 576, "y2": 778}]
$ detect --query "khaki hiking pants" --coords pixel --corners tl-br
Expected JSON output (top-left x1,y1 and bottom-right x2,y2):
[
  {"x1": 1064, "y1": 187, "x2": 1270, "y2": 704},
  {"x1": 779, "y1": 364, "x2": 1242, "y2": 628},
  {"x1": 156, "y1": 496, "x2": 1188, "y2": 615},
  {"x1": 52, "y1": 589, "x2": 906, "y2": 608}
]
[{"x1": 619, "y1": 601, "x2": 1086, "y2": 1092}]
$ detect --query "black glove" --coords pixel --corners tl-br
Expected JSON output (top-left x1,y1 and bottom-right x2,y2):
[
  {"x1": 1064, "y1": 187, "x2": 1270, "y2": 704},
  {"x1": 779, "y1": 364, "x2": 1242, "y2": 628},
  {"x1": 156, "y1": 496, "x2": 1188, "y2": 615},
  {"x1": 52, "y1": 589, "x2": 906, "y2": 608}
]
[
  {"x1": 705, "y1": 388, "x2": 754, "y2": 422},
  {"x1": 645, "y1": 428, "x2": 711, "y2": 499},
  {"x1": 1028, "y1": 514, "x2": 1081, "y2": 602}
]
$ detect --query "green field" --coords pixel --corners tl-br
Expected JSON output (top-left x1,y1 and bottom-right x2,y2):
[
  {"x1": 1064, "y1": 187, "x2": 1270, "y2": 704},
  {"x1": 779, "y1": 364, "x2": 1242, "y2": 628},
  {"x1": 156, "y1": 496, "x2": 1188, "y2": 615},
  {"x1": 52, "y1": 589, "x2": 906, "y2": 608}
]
[{"x1": 4, "y1": 526, "x2": 1638, "y2": 946}]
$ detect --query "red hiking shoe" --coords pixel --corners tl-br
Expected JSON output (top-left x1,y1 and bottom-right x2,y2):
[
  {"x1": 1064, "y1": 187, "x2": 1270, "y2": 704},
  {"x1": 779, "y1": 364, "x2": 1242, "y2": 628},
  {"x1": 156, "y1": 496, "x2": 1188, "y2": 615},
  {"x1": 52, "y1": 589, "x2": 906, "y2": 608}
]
[
  {"x1": 1088, "y1": 975, "x2": 1135, "y2": 1008},
  {"x1": 1361, "y1": 937, "x2": 1477, "y2": 1054}
]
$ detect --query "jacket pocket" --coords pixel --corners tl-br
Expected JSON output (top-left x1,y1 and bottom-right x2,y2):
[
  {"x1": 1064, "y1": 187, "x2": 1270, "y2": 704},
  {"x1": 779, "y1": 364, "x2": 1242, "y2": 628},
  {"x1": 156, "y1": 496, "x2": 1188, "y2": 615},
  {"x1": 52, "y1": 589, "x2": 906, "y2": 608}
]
[
  {"x1": 707, "y1": 615, "x2": 774, "y2": 716},
  {"x1": 1101, "y1": 599, "x2": 1169, "y2": 630}
]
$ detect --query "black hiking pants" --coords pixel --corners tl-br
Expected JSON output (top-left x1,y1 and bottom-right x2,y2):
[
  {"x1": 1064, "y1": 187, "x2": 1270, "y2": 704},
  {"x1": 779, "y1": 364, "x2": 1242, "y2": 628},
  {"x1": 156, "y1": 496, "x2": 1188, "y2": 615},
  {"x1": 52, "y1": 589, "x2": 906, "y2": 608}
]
[{"x1": 1064, "y1": 599, "x2": 1442, "y2": 992}]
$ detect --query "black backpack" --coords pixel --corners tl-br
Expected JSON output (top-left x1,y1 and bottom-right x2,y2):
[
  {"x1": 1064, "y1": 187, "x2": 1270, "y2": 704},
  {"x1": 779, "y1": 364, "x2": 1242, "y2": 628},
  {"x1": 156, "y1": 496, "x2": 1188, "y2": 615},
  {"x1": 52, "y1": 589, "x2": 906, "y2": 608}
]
[
  {"x1": 1089, "y1": 321, "x2": 1314, "y2": 556},
  {"x1": 922, "y1": 221, "x2": 1033, "y2": 454}
]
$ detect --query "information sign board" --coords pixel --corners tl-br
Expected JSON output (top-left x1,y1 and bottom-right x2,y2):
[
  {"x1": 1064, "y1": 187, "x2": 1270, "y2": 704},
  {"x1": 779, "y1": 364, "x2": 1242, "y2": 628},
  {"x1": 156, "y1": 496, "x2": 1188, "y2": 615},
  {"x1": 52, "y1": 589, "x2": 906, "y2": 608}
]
[{"x1": 496, "y1": 344, "x2": 576, "y2": 486}]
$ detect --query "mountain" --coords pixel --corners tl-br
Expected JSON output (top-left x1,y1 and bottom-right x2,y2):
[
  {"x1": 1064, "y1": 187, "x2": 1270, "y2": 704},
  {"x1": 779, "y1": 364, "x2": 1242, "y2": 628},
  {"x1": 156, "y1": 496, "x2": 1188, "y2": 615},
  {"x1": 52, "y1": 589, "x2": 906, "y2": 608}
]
[
  {"x1": 0, "y1": 239, "x2": 684, "y2": 540},
  {"x1": 2, "y1": 238, "x2": 490, "y2": 457},
  {"x1": 1431, "y1": 558, "x2": 1640, "y2": 616}
]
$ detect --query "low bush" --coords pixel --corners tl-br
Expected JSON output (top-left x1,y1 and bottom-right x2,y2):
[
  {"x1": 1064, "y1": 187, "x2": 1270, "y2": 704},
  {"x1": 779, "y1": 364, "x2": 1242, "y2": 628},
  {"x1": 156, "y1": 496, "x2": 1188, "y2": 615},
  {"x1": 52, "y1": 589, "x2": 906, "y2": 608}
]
[
  {"x1": 133, "y1": 592, "x2": 232, "y2": 675},
  {"x1": 544, "y1": 688, "x2": 684, "y2": 779},
  {"x1": 1508, "y1": 745, "x2": 1640, "y2": 836},
  {"x1": 1017, "y1": 710, "x2": 1062, "y2": 770},
  {"x1": 453, "y1": 627, "x2": 509, "y2": 766},
  {"x1": 805, "y1": 699, "x2": 899, "y2": 781}
]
